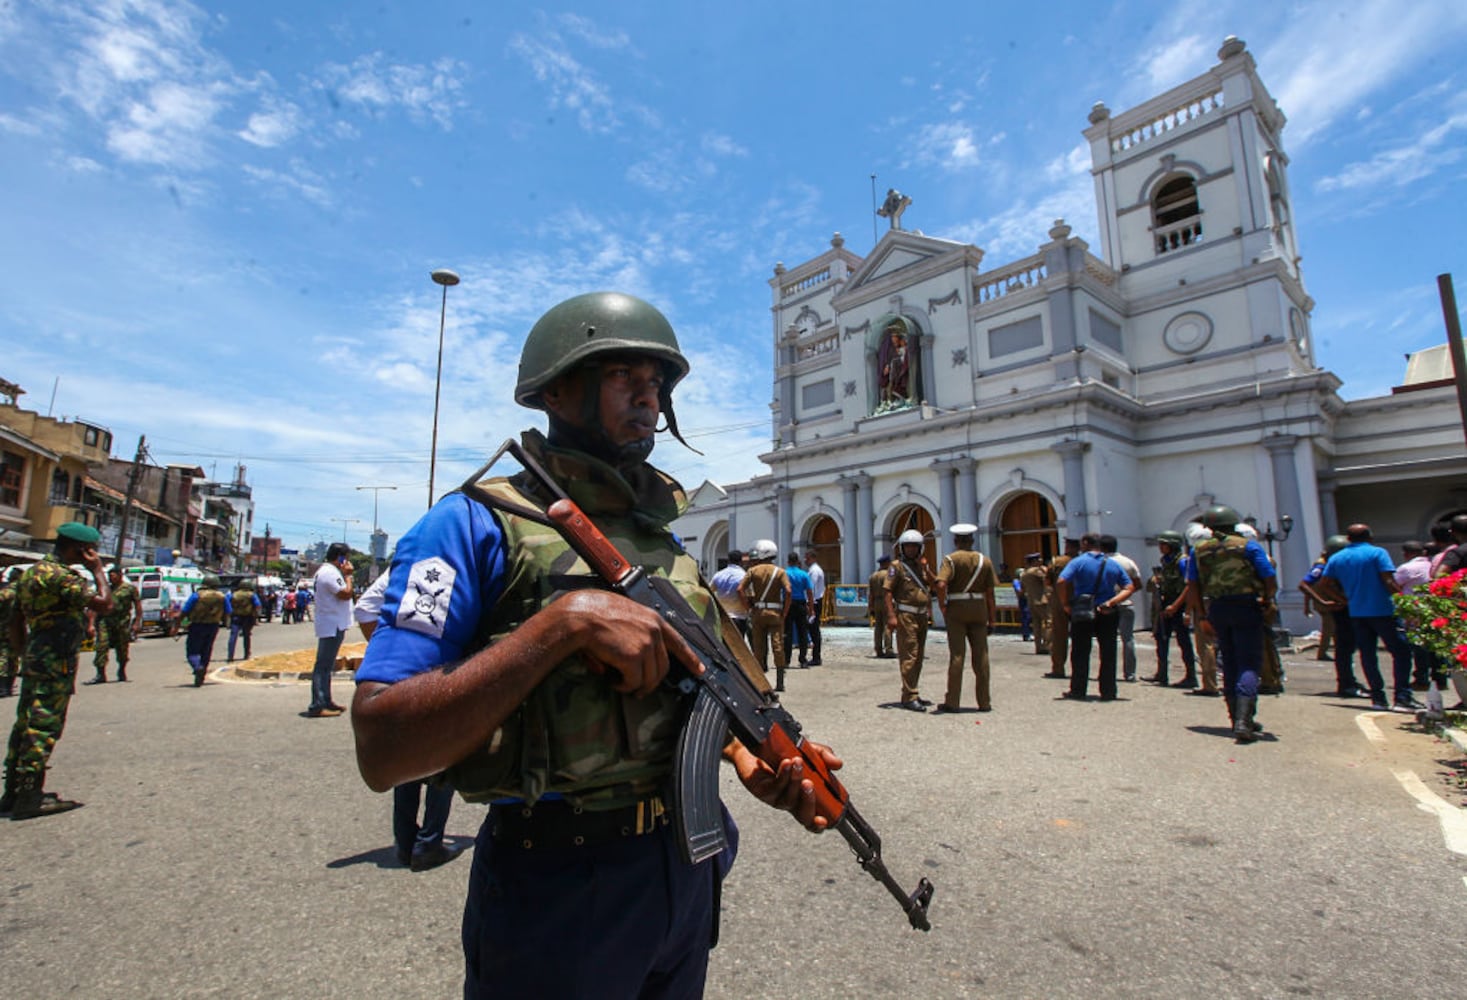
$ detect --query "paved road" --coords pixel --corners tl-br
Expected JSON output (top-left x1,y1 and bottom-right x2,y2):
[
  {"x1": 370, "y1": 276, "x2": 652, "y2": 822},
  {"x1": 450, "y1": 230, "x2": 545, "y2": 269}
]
[{"x1": 2, "y1": 621, "x2": 1464, "y2": 998}]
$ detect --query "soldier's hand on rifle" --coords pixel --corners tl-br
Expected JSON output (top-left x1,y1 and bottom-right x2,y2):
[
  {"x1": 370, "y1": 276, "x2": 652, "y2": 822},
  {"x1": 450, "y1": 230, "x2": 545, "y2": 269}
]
[
  {"x1": 556, "y1": 590, "x2": 703, "y2": 697},
  {"x1": 726, "y1": 738, "x2": 843, "y2": 832}
]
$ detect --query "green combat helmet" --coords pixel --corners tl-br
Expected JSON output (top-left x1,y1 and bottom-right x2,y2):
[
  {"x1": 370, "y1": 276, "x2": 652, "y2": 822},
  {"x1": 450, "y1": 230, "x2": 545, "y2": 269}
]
[
  {"x1": 1156, "y1": 530, "x2": 1184, "y2": 548},
  {"x1": 514, "y1": 291, "x2": 695, "y2": 456},
  {"x1": 202, "y1": 574, "x2": 222, "y2": 589},
  {"x1": 1324, "y1": 534, "x2": 1349, "y2": 555},
  {"x1": 1198, "y1": 505, "x2": 1242, "y2": 531}
]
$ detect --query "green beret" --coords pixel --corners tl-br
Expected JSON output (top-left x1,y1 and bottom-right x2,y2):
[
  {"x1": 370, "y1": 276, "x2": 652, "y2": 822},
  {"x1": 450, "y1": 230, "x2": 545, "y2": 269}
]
[{"x1": 56, "y1": 522, "x2": 100, "y2": 544}]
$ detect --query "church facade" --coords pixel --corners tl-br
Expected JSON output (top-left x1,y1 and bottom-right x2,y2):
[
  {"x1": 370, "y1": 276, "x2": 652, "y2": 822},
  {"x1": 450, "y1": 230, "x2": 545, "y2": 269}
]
[{"x1": 673, "y1": 36, "x2": 1467, "y2": 632}]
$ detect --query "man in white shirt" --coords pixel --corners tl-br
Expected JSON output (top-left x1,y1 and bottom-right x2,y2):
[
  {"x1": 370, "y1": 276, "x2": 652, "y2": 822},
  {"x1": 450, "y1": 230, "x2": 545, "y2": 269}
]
[
  {"x1": 308, "y1": 543, "x2": 356, "y2": 718},
  {"x1": 1100, "y1": 535, "x2": 1143, "y2": 682},
  {"x1": 1394, "y1": 540, "x2": 1437, "y2": 691},
  {"x1": 708, "y1": 550, "x2": 749, "y2": 640},
  {"x1": 804, "y1": 551, "x2": 826, "y2": 666}
]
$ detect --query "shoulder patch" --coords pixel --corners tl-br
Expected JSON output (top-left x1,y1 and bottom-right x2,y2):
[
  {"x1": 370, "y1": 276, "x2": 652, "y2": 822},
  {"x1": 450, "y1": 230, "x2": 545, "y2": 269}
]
[{"x1": 396, "y1": 557, "x2": 457, "y2": 639}]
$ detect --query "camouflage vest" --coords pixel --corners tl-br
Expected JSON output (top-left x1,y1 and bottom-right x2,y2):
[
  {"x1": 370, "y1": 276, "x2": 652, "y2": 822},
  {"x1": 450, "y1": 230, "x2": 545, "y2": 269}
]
[
  {"x1": 231, "y1": 589, "x2": 257, "y2": 620},
  {"x1": 1193, "y1": 532, "x2": 1261, "y2": 599},
  {"x1": 105, "y1": 582, "x2": 139, "y2": 624},
  {"x1": 446, "y1": 431, "x2": 712, "y2": 810},
  {"x1": 191, "y1": 589, "x2": 227, "y2": 625},
  {"x1": 1158, "y1": 554, "x2": 1186, "y2": 603}
]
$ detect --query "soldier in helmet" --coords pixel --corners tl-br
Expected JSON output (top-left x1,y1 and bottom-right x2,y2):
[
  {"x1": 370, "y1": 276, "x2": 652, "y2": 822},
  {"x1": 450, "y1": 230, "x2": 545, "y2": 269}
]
[
  {"x1": 886, "y1": 528, "x2": 936, "y2": 711},
  {"x1": 180, "y1": 573, "x2": 230, "y2": 687},
  {"x1": 1183, "y1": 505, "x2": 1278, "y2": 742},
  {"x1": 350, "y1": 291, "x2": 841, "y2": 998},
  {"x1": 3, "y1": 521, "x2": 112, "y2": 820},
  {"x1": 0, "y1": 566, "x2": 20, "y2": 698},
  {"x1": 740, "y1": 539, "x2": 792, "y2": 690},
  {"x1": 1298, "y1": 534, "x2": 1365, "y2": 698},
  {"x1": 1148, "y1": 530, "x2": 1197, "y2": 687}
]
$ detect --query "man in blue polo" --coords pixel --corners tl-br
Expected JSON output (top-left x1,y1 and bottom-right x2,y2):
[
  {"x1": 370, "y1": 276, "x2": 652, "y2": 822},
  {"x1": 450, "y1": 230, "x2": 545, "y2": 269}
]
[
  {"x1": 1057, "y1": 532, "x2": 1136, "y2": 702},
  {"x1": 784, "y1": 553, "x2": 813, "y2": 666},
  {"x1": 1184, "y1": 505, "x2": 1277, "y2": 742},
  {"x1": 1318, "y1": 523, "x2": 1422, "y2": 712}
]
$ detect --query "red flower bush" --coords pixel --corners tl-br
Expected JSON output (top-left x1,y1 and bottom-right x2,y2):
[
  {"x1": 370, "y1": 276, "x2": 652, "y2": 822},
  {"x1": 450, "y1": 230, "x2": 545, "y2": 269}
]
[{"x1": 1398, "y1": 570, "x2": 1467, "y2": 667}]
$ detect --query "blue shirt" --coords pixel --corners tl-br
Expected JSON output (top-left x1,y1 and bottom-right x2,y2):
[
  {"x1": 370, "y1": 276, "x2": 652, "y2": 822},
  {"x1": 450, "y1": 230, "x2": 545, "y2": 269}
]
[
  {"x1": 1182, "y1": 538, "x2": 1275, "y2": 583},
  {"x1": 355, "y1": 493, "x2": 510, "y2": 685},
  {"x1": 1058, "y1": 551, "x2": 1132, "y2": 602},
  {"x1": 1300, "y1": 560, "x2": 1325, "y2": 587},
  {"x1": 786, "y1": 566, "x2": 812, "y2": 602},
  {"x1": 1322, "y1": 542, "x2": 1396, "y2": 618}
]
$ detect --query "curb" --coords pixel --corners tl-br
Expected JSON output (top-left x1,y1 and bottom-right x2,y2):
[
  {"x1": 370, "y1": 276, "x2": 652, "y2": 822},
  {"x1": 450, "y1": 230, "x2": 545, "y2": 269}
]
[{"x1": 1443, "y1": 724, "x2": 1467, "y2": 755}]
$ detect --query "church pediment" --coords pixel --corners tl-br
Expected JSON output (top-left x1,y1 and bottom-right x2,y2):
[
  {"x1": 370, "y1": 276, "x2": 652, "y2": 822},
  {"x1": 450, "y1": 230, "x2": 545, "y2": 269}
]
[
  {"x1": 686, "y1": 480, "x2": 729, "y2": 509},
  {"x1": 834, "y1": 230, "x2": 981, "y2": 310}
]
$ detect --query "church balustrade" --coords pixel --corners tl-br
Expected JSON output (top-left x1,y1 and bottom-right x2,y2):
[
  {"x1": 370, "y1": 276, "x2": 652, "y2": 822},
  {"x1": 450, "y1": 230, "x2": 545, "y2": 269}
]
[
  {"x1": 780, "y1": 266, "x2": 831, "y2": 299},
  {"x1": 1109, "y1": 89, "x2": 1224, "y2": 153},
  {"x1": 1154, "y1": 215, "x2": 1204, "y2": 254},
  {"x1": 795, "y1": 330, "x2": 840, "y2": 362},
  {"x1": 974, "y1": 255, "x2": 1047, "y2": 304},
  {"x1": 1083, "y1": 256, "x2": 1118, "y2": 286}
]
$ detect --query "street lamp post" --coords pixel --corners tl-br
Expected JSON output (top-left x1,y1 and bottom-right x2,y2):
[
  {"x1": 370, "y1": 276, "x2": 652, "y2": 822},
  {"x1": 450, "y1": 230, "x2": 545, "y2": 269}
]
[
  {"x1": 356, "y1": 484, "x2": 397, "y2": 573},
  {"x1": 429, "y1": 268, "x2": 461, "y2": 510},
  {"x1": 1258, "y1": 514, "x2": 1294, "y2": 563},
  {"x1": 329, "y1": 516, "x2": 362, "y2": 546}
]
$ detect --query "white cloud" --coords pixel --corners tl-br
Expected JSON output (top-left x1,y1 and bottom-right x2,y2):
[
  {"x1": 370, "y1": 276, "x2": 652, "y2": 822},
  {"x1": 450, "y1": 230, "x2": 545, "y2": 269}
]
[
  {"x1": 107, "y1": 78, "x2": 226, "y2": 166},
  {"x1": 314, "y1": 54, "x2": 468, "y2": 130},
  {"x1": 701, "y1": 132, "x2": 748, "y2": 158},
  {"x1": 240, "y1": 161, "x2": 333, "y2": 208},
  {"x1": 1315, "y1": 110, "x2": 1467, "y2": 193},
  {"x1": 556, "y1": 13, "x2": 632, "y2": 51},
  {"x1": 508, "y1": 31, "x2": 620, "y2": 133},
  {"x1": 1044, "y1": 143, "x2": 1090, "y2": 182},
  {"x1": 67, "y1": 156, "x2": 105, "y2": 173},
  {"x1": 0, "y1": 112, "x2": 42, "y2": 135},
  {"x1": 951, "y1": 171, "x2": 1097, "y2": 261},
  {"x1": 1137, "y1": 33, "x2": 1210, "y2": 92},
  {"x1": 238, "y1": 100, "x2": 304, "y2": 147},
  {"x1": 908, "y1": 122, "x2": 983, "y2": 171}
]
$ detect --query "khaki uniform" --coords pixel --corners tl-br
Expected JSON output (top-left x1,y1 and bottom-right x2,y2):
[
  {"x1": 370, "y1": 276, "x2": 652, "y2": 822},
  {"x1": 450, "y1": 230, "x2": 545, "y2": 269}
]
[
  {"x1": 868, "y1": 568, "x2": 893, "y2": 656},
  {"x1": 887, "y1": 556, "x2": 934, "y2": 703},
  {"x1": 741, "y1": 563, "x2": 790, "y2": 688},
  {"x1": 938, "y1": 550, "x2": 996, "y2": 710},
  {"x1": 1046, "y1": 554, "x2": 1074, "y2": 676},
  {"x1": 1019, "y1": 565, "x2": 1049, "y2": 655}
]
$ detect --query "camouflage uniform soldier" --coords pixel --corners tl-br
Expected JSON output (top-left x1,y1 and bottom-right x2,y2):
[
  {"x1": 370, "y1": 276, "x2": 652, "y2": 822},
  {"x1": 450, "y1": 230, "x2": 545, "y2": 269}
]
[
  {"x1": 89, "y1": 568, "x2": 142, "y2": 684},
  {"x1": 1148, "y1": 531, "x2": 1197, "y2": 687},
  {"x1": 886, "y1": 529, "x2": 936, "y2": 711},
  {"x1": 180, "y1": 574, "x2": 230, "y2": 687},
  {"x1": 868, "y1": 554, "x2": 894, "y2": 657},
  {"x1": 1019, "y1": 553, "x2": 1049, "y2": 656},
  {"x1": 739, "y1": 539, "x2": 791, "y2": 691},
  {"x1": 350, "y1": 291, "x2": 840, "y2": 998},
  {"x1": 935, "y1": 524, "x2": 997, "y2": 712},
  {"x1": 2, "y1": 522, "x2": 112, "y2": 820},
  {"x1": 0, "y1": 567, "x2": 20, "y2": 698}
]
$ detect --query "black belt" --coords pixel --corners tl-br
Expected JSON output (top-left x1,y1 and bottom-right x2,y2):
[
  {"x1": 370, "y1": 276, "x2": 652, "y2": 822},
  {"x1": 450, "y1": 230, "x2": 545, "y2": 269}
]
[{"x1": 488, "y1": 796, "x2": 669, "y2": 851}]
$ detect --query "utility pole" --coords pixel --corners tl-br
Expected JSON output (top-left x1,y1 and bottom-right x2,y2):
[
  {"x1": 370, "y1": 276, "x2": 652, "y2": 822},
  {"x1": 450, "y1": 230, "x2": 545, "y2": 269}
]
[
  {"x1": 1438, "y1": 273, "x2": 1467, "y2": 454},
  {"x1": 330, "y1": 517, "x2": 362, "y2": 545},
  {"x1": 114, "y1": 435, "x2": 146, "y2": 566}
]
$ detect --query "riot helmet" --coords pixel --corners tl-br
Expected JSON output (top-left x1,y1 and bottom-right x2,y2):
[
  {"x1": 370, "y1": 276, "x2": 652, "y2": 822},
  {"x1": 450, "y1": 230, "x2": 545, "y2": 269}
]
[{"x1": 1199, "y1": 505, "x2": 1242, "y2": 530}]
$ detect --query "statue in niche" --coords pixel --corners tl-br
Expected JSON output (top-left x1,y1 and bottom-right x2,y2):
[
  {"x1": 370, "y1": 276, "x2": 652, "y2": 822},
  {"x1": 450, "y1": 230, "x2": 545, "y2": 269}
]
[{"x1": 875, "y1": 320, "x2": 915, "y2": 414}]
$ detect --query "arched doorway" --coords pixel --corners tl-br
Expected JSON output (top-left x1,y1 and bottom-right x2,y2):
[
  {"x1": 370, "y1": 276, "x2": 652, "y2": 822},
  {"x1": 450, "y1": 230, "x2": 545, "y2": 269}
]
[
  {"x1": 998, "y1": 492, "x2": 1058, "y2": 574},
  {"x1": 701, "y1": 521, "x2": 730, "y2": 577},
  {"x1": 887, "y1": 503, "x2": 937, "y2": 567},
  {"x1": 803, "y1": 514, "x2": 842, "y2": 585}
]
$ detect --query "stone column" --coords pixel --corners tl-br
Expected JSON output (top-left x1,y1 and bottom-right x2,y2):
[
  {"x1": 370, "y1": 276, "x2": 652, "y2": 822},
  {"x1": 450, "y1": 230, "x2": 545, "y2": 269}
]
[
  {"x1": 920, "y1": 332, "x2": 936, "y2": 404},
  {"x1": 957, "y1": 459, "x2": 978, "y2": 524},
  {"x1": 775, "y1": 485, "x2": 794, "y2": 560},
  {"x1": 727, "y1": 503, "x2": 738, "y2": 554},
  {"x1": 854, "y1": 473, "x2": 874, "y2": 578},
  {"x1": 1317, "y1": 476, "x2": 1339, "y2": 538},
  {"x1": 840, "y1": 476, "x2": 860, "y2": 585},
  {"x1": 932, "y1": 460, "x2": 959, "y2": 533},
  {"x1": 1264, "y1": 435, "x2": 1312, "y2": 632},
  {"x1": 1051, "y1": 439, "x2": 1089, "y2": 533}
]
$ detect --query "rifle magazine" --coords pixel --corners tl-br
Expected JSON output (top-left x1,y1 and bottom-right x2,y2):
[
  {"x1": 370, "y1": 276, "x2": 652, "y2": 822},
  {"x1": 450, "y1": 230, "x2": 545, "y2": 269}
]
[{"x1": 672, "y1": 685, "x2": 730, "y2": 865}]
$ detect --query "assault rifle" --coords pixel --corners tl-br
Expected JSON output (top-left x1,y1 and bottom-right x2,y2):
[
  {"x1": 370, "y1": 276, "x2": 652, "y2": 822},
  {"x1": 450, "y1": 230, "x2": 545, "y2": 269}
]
[{"x1": 465, "y1": 438, "x2": 934, "y2": 932}]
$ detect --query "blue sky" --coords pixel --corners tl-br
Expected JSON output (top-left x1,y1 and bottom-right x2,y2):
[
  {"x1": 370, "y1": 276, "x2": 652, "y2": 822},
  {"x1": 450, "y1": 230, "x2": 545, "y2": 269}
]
[{"x1": 2, "y1": 1, "x2": 1465, "y2": 552}]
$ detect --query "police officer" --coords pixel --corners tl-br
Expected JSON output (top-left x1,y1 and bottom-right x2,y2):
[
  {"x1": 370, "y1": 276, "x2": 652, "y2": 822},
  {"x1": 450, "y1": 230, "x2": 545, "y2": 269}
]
[
  {"x1": 0, "y1": 566, "x2": 19, "y2": 698},
  {"x1": 1148, "y1": 530, "x2": 1196, "y2": 687},
  {"x1": 180, "y1": 573, "x2": 230, "y2": 687},
  {"x1": 349, "y1": 292, "x2": 840, "y2": 997},
  {"x1": 741, "y1": 539, "x2": 792, "y2": 691},
  {"x1": 227, "y1": 579, "x2": 262, "y2": 662},
  {"x1": 1184, "y1": 505, "x2": 1278, "y2": 743},
  {"x1": 935, "y1": 524, "x2": 997, "y2": 712},
  {"x1": 89, "y1": 567, "x2": 142, "y2": 684},
  {"x1": 2, "y1": 521, "x2": 112, "y2": 820},
  {"x1": 1019, "y1": 553, "x2": 1049, "y2": 656},
  {"x1": 886, "y1": 528, "x2": 935, "y2": 711},
  {"x1": 1045, "y1": 538, "x2": 1081, "y2": 678},
  {"x1": 868, "y1": 554, "x2": 894, "y2": 657}
]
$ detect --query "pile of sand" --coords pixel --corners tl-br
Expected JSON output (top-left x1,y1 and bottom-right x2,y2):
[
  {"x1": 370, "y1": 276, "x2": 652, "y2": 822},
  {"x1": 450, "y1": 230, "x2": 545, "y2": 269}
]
[{"x1": 242, "y1": 641, "x2": 369, "y2": 674}]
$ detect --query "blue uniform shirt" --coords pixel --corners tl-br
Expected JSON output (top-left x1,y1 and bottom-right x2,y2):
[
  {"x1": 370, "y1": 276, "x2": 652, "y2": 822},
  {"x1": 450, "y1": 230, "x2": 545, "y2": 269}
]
[
  {"x1": 355, "y1": 492, "x2": 510, "y2": 685},
  {"x1": 1182, "y1": 539, "x2": 1275, "y2": 584},
  {"x1": 1301, "y1": 560, "x2": 1325, "y2": 587},
  {"x1": 1322, "y1": 542, "x2": 1396, "y2": 618},
  {"x1": 1058, "y1": 551, "x2": 1133, "y2": 600},
  {"x1": 786, "y1": 566, "x2": 812, "y2": 602}
]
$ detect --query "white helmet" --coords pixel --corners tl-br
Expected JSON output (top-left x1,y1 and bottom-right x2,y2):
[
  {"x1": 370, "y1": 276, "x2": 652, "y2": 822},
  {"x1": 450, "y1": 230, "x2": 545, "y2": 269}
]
[
  {"x1": 897, "y1": 529, "x2": 924, "y2": 546},
  {"x1": 1184, "y1": 522, "x2": 1211, "y2": 548},
  {"x1": 750, "y1": 539, "x2": 778, "y2": 561}
]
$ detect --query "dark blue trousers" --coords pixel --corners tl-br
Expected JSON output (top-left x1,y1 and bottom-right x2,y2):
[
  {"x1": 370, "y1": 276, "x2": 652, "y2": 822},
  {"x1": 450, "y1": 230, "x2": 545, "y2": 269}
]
[
  {"x1": 393, "y1": 780, "x2": 453, "y2": 859},
  {"x1": 1153, "y1": 610, "x2": 1196, "y2": 672},
  {"x1": 1208, "y1": 598, "x2": 1263, "y2": 700},
  {"x1": 462, "y1": 808, "x2": 737, "y2": 1000},
  {"x1": 1351, "y1": 615, "x2": 1412, "y2": 704},
  {"x1": 1331, "y1": 609, "x2": 1362, "y2": 694}
]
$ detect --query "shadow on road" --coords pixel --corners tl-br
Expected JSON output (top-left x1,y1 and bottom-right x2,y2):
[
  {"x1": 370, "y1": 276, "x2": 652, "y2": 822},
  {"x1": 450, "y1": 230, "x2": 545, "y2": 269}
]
[
  {"x1": 1185, "y1": 724, "x2": 1281, "y2": 742},
  {"x1": 326, "y1": 835, "x2": 475, "y2": 871}
]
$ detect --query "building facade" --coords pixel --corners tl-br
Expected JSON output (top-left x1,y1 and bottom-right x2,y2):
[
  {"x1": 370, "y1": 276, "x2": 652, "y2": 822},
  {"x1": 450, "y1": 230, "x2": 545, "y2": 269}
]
[{"x1": 672, "y1": 37, "x2": 1467, "y2": 633}]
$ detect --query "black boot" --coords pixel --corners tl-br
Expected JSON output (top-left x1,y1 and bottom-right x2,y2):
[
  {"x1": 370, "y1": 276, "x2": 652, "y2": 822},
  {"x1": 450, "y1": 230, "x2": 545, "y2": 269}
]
[
  {"x1": 0, "y1": 673, "x2": 13, "y2": 697},
  {"x1": 116, "y1": 662, "x2": 128, "y2": 683},
  {"x1": 0, "y1": 766, "x2": 16, "y2": 817},
  {"x1": 1234, "y1": 697, "x2": 1259, "y2": 744},
  {"x1": 9, "y1": 771, "x2": 83, "y2": 821},
  {"x1": 1174, "y1": 666, "x2": 1198, "y2": 689},
  {"x1": 775, "y1": 664, "x2": 786, "y2": 693}
]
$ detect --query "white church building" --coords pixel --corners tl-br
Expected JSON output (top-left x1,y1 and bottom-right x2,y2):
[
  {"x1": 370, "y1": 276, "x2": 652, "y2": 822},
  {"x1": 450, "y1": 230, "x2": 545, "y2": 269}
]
[{"x1": 672, "y1": 37, "x2": 1467, "y2": 633}]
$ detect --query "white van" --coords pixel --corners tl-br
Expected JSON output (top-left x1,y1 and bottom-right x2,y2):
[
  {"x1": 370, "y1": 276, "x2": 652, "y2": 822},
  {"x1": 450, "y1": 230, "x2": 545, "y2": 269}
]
[{"x1": 124, "y1": 565, "x2": 205, "y2": 636}]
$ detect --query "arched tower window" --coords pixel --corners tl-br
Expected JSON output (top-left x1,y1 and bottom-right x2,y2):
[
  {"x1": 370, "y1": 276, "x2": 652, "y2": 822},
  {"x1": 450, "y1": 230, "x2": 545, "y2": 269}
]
[{"x1": 1152, "y1": 175, "x2": 1201, "y2": 254}]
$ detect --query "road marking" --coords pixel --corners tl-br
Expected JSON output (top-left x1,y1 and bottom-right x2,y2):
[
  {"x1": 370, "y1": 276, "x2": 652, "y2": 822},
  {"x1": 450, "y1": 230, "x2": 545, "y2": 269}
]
[
  {"x1": 1392, "y1": 769, "x2": 1467, "y2": 856},
  {"x1": 1355, "y1": 712, "x2": 1387, "y2": 745}
]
